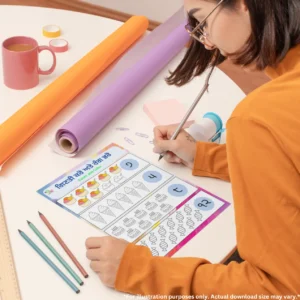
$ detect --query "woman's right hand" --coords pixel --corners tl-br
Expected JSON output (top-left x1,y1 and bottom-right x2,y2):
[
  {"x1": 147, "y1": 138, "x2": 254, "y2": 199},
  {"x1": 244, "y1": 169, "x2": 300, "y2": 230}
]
[{"x1": 153, "y1": 125, "x2": 197, "y2": 169}]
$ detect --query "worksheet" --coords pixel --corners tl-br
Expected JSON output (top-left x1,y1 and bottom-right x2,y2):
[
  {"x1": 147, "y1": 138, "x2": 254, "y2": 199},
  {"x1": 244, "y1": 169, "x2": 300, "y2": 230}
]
[{"x1": 38, "y1": 143, "x2": 230, "y2": 257}]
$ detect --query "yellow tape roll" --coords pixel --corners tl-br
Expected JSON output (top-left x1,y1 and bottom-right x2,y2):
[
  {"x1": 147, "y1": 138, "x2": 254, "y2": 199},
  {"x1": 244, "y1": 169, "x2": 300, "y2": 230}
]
[{"x1": 43, "y1": 25, "x2": 61, "y2": 38}]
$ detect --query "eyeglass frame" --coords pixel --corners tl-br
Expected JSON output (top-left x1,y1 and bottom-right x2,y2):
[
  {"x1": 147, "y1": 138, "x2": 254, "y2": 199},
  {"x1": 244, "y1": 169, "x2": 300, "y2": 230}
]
[{"x1": 185, "y1": 0, "x2": 225, "y2": 43}]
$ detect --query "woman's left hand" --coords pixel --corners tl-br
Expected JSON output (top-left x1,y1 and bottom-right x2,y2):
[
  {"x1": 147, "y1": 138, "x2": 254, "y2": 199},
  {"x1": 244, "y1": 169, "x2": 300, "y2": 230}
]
[{"x1": 86, "y1": 236, "x2": 129, "y2": 288}]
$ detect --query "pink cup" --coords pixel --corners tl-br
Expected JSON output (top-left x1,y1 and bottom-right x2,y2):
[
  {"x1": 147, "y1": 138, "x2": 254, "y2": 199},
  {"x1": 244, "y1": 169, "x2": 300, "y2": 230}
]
[{"x1": 2, "y1": 36, "x2": 56, "y2": 90}]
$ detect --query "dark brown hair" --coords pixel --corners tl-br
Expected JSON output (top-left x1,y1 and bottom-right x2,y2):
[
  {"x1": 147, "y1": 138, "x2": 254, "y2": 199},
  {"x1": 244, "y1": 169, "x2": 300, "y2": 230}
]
[{"x1": 167, "y1": 0, "x2": 300, "y2": 86}]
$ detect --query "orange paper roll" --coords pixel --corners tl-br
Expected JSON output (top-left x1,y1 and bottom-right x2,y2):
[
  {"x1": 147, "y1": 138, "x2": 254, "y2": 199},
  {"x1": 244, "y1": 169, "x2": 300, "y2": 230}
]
[{"x1": 0, "y1": 16, "x2": 149, "y2": 168}]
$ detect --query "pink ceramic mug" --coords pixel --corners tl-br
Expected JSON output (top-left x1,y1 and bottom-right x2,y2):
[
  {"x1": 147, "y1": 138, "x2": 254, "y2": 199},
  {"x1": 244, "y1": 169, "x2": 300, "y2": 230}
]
[{"x1": 2, "y1": 36, "x2": 56, "y2": 90}]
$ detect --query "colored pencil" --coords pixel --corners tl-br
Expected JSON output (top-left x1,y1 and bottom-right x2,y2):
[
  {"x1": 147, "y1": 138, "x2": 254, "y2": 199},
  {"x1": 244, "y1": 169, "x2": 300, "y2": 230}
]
[
  {"x1": 38, "y1": 212, "x2": 89, "y2": 278},
  {"x1": 27, "y1": 221, "x2": 83, "y2": 286},
  {"x1": 18, "y1": 230, "x2": 80, "y2": 294}
]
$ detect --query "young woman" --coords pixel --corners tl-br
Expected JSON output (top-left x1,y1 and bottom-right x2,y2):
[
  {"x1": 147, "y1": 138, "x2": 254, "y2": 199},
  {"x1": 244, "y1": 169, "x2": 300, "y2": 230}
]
[{"x1": 85, "y1": 0, "x2": 300, "y2": 295}]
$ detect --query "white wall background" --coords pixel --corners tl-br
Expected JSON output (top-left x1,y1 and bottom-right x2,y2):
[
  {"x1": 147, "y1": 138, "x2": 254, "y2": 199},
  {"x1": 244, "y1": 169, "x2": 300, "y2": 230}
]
[{"x1": 81, "y1": 0, "x2": 184, "y2": 22}]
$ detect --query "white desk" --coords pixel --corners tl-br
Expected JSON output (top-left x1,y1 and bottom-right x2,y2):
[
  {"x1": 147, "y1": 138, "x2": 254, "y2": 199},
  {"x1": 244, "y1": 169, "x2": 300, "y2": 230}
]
[{"x1": 0, "y1": 6, "x2": 245, "y2": 300}]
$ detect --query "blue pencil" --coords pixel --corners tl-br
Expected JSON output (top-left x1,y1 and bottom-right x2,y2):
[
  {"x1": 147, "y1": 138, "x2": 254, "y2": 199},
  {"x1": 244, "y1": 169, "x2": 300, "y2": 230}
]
[{"x1": 18, "y1": 230, "x2": 80, "y2": 294}]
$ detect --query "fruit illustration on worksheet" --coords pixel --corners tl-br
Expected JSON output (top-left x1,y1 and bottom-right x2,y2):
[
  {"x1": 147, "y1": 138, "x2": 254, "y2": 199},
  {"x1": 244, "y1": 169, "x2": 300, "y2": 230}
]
[
  {"x1": 109, "y1": 165, "x2": 121, "y2": 175},
  {"x1": 114, "y1": 173, "x2": 125, "y2": 183},
  {"x1": 75, "y1": 186, "x2": 88, "y2": 197},
  {"x1": 78, "y1": 197, "x2": 91, "y2": 207},
  {"x1": 98, "y1": 171, "x2": 111, "y2": 182},
  {"x1": 87, "y1": 179, "x2": 99, "y2": 189},
  {"x1": 90, "y1": 188, "x2": 103, "y2": 200},
  {"x1": 63, "y1": 195, "x2": 76, "y2": 205}
]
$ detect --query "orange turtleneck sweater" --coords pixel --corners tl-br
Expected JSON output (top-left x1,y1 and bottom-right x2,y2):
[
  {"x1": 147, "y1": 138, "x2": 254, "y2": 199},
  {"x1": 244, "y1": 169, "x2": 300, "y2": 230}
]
[{"x1": 114, "y1": 45, "x2": 300, "y2": 296}]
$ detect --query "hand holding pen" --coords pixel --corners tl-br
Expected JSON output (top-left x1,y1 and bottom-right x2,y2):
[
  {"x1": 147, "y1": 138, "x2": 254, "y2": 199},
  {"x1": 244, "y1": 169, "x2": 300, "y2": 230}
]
[
  {"x1": 155, "y1": 65, "x2": 216, "y2": 162},
  {"x1": 153, "y1": 125, "x2": 197, "y2": 168}
]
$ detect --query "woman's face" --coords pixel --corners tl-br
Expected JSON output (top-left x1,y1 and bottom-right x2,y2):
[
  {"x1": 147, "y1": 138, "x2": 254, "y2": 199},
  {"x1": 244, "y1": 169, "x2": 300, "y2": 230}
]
[{"x1": 184, "y1": 0, "x2": 251, "y2": 58}]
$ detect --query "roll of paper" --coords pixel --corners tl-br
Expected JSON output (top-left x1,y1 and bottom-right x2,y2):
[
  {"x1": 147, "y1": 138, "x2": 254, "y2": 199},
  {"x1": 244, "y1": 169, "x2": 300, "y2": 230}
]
[
  {"x1": 55, "y1": 9, "x2": 189, "y2": 155},
  {"x1": 89, "y1": 7, "x2": 186, "y2": 100},
  {"x1": 0, "y1": 16, "x2": 149, "y2": 168}
]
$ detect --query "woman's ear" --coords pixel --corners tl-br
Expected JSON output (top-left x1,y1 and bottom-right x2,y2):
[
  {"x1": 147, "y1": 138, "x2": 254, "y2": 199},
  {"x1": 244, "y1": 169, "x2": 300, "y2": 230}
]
[{"x1": 236, "y1": 0, "x2": 249, "y2": 13}]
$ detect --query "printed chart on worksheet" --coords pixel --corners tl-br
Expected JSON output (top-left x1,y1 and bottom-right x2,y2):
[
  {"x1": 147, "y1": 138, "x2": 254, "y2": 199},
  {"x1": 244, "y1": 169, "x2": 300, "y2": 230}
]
[{"x1": 38, "y1": 143, "x2": 230, "y2": 257}]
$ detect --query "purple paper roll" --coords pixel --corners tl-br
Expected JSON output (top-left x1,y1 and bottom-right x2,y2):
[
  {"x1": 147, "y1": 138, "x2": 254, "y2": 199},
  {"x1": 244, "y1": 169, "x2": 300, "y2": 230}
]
[
  {"x1": 56, "y1": 22, "x2": 189, "y2": 155},
  {"x1": 89, "y1": 7, "x2": 186, "y2": 99}
]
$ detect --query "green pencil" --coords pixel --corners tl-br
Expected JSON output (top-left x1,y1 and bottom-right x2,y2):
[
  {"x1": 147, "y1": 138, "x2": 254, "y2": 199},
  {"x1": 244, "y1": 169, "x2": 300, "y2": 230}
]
[
  {"x1": 27, "y1": 221, "x2": 83, "y2": 286},
  {"x1": 18, "y1": 230, "x2": 80, "y2": 294}
]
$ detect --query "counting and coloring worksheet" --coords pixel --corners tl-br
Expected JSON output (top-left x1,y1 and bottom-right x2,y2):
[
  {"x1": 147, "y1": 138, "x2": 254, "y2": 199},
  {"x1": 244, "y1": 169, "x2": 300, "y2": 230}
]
[{"x1": 38, "y1": 144, "x2": 230, "y2": 257}]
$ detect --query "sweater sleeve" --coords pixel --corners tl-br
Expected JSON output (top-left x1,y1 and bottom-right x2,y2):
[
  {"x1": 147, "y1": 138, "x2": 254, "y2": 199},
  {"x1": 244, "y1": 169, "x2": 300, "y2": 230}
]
[
  {"x1": 193, "y1": 142, "x2": 230, "y2": 182},
  {"x1": 114, "y1": 244, "x2": 288, "y2": 296},
  {"x1": 115, "y1": 116, "x2": 298, "y2": 296}
]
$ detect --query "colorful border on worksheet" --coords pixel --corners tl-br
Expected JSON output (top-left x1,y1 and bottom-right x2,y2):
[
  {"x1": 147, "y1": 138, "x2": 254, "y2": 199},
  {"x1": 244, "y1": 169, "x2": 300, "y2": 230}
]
[
  {"x1": 167, "y1": 197, "x2": 230, "y2": 257},
  {"x1": 134, "y1": 187, "x2": 230, "y2": 257}
]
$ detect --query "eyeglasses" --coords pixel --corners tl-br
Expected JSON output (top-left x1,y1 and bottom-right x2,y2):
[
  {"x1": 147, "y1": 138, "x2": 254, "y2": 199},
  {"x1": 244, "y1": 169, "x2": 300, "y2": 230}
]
[{"x1": 185, "y1": 0, "x2": 225, "y2": 44}]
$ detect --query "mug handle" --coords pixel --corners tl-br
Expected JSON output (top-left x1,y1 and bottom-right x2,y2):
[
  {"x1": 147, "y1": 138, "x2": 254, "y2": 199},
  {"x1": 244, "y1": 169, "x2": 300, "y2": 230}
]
[{"x1": 37, "y1": 46, "x2": 56, "y2": 75}]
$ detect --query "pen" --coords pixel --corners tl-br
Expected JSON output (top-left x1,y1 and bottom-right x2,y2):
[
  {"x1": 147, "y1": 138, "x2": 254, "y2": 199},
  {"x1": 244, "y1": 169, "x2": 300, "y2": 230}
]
[{"x1": 158, "y1": 65, "x2": 216, "y2": 161}]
